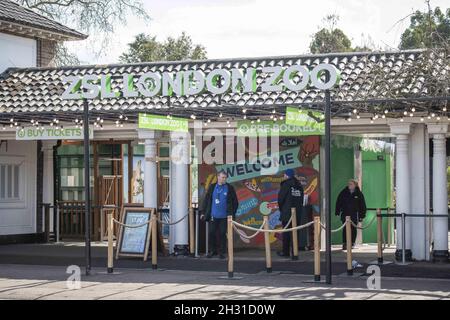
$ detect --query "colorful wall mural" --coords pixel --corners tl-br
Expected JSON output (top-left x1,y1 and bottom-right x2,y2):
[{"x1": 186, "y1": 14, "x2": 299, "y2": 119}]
[{"x1": 198, "y1": 136, "x2": 320, "y2": 248}]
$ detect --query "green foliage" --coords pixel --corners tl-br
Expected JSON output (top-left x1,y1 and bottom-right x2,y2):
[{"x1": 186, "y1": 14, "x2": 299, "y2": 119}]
[
  {"x1": 400, "y1": 7, "x2": 450, "y2": 49},
  {"x1": 309, "y1": 14, "x2": 353, "y2": 54},
  {"x1": 119, "y1": 32, "x2": 207, "y2": 63}
]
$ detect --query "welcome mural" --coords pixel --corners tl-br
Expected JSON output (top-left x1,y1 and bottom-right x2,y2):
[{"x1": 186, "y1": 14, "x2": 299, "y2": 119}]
[{"x1": 198, "y1": 135, "x2": 320, "y2": 248}]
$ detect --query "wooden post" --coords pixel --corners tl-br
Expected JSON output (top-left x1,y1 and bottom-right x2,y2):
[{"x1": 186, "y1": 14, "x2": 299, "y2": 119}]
[
  {"x1": 107, "y1": 212, "x2": 113, "y2": 273},
  {"x1": 314, "y1": 215, "x2": 321, "y2": 281},
  {"x1": 376, "y1": 208, "x2": 383, "y2": 264},
  {"x1": 291, "y1": 208, "x2": 299, "y2": 260},
  {"x1": 189, "y1": 207, "x2": 195, "y2": 256},
  {"x1": 263, "y1": 215, "x2": 272, "y2": 273},
  {"x1": 151, "y1": 209, "x2": 157, "y2": 270},
  {"x1": 227, "y1": 215, "x2": 234, "y2": 278},
  {"x1": 345, "y1": 216, "x2": 353, "y2": 275}
]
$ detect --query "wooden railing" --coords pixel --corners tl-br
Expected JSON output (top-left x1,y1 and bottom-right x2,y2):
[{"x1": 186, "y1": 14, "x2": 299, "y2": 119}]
[{"x1": 58, "y1": 201, "x2": 90, "y2": 239}]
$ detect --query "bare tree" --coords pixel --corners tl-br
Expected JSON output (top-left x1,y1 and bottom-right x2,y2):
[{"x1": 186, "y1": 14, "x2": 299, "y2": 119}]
[{"x1": 12, "y1": 0, "x2": 150, "y2": 65}]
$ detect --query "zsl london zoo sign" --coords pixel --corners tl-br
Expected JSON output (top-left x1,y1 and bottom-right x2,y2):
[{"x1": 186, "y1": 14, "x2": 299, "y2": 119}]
[{"x1": 61, "y1": 64, "x2": 340, "y2": 99}]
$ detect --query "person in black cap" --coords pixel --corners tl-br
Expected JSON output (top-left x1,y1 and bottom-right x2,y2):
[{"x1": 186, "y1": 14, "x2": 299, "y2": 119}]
[
  {"x1": 200, "y1": 169, "x2": 239, "y2": 259},
  {"x1": 277, "y1": 169, "x2": 304, "y2": 258}
]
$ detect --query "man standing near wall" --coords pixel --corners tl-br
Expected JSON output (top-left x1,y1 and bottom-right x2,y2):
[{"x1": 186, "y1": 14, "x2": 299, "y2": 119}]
[{"x1": 200, "y1": 170, "x2": 239, "y2": 259}]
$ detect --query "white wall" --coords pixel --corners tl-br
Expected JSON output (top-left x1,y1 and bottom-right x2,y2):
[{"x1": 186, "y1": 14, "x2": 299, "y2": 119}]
[
  {"x1": 0, "y1": 141, "x2": 37, "y2": 235},
  {"x1": 0, "y1": 32, "x2": 37, "y2": 74}
]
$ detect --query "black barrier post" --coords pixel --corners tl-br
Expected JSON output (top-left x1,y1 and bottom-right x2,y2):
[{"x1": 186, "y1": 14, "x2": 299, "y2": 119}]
[
  {"x1": 402, "y1": 212, "x2": 406, "y2": 265},
  {"x1": 83, "y1": 99, "x2": 92, "y2": 276},
  {"x1": 325, "y1": 88, "x2": 332, "y2": 284}
]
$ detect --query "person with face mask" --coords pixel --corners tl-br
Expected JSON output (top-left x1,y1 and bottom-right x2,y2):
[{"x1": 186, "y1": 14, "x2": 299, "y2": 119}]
[{"x1": 335, "y1": 179, "x2": 367, "y2": 250}]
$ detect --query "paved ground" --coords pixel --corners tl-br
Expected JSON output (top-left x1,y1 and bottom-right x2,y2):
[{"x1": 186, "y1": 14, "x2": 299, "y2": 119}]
[
  {"x1": 0, "y1": 264, "x2": 449, "y2": 300},
  {"x1": 1, "y1": 242, "x2": 450, "y2": 279}
]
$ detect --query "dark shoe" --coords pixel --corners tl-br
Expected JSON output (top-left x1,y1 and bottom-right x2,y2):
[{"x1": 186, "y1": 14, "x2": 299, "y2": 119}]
[
  {"x1": 277, "y1": 251, "x2": 290, "y2": 258},
  {"x1": 219, "y1": 254, "x2": 225, "y2": 259},
  {"x1": 207, "y1": 252, "x2": 217, "y2": 258}
]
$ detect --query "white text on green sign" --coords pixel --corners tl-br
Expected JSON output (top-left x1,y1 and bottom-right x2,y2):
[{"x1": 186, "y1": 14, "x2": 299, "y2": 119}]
[
  {"x1": 16, "y1": 127, "x2": 93, "y2": 140},
  {"x1": 138, "y1": 113, "x2": 188, "y2": 132},
  {"x1": 285, "y1": 107, "x2": 325, "y2": 135},
  {"x1": 237, "y1": 120, "x2": 322, "y2": 136}
]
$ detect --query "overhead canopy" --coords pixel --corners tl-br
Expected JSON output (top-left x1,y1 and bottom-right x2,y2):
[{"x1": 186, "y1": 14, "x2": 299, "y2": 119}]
[{"x1": 0, "y1": 49, "x2": 449, "y2": 126}]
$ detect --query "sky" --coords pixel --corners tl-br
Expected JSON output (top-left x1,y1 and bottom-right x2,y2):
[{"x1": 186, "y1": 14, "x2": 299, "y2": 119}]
[{"x1": 67, "y1": 0, "x2": 450, "y2": 65}]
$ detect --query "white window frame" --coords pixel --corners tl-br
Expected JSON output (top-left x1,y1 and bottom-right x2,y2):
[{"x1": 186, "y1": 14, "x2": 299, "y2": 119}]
[{"x1": 0, "y1": 156, "x2": 27, "y2": 209}]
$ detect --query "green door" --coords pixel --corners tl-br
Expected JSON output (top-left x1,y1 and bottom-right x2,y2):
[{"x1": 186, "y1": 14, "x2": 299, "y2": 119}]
[{"x1": 362, "y1": 153, "x2": 391, "y2": 243}]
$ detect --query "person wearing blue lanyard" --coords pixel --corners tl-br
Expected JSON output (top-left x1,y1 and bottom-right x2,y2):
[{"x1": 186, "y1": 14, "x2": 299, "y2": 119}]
[{"x1": 200, "y1": 170, "x2": 239, "y2": 259}]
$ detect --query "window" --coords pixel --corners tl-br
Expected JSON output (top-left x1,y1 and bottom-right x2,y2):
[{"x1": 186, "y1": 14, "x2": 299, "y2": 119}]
[
  {"x1": 0, "y1": 163, "x2": 20, "y2": 200},
  {"x1": 0, "y1": 159, "x2": 25, "y2": 204}
]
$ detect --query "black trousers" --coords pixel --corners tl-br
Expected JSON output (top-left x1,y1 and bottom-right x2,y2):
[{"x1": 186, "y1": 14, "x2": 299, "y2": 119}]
[
  {"x1": 342, "y1": 219, "x2": 357, "y2": 247},
  {"x1": 209, "y1": 218, "x2": 227, "y2": 254},
  {"x1": 281, "y1": 211, "x2": 307, "y2": 255}
]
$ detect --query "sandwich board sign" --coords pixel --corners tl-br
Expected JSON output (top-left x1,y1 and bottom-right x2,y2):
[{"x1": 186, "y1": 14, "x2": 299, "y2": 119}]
[{"x1": 116, "y1": 207, "x2": 153, "y2": 260}]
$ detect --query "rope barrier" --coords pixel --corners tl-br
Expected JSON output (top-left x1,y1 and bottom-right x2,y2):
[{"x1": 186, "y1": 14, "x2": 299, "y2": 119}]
[
  {"x1": 232, "y1": 220, "x2": 267, "y2": 240},
  {"x1": 157, "y1": 213, "x2": 188, "y2": 225},
  {"x1": 282, "y1": 215, "x2": 293, "y2": 229},
  {"x1": 351, "y1": 215, "x2": 377, "y2": 229},
  {"x1": 231, "y1": 219, "x2": 314, "y2": 233},
  {"x1": 112, "y1": 218, "x2": 153, "y2": 228},
  {"x1": 320, "y1": 221, "x2": 346, "y2": 233}
]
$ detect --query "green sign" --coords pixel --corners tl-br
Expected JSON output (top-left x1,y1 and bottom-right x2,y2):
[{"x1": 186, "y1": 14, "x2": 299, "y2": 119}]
[
  {"x1": 237, "y1": 120, "x2": 321, "y2": 137},
  {"x1": 16, "y1": 127, "x2": 93, "y2": 140},
  {"x1": 285, "y1": 107, "x2": 325, "y2": 135},
  {"x1": 138, "y1": 113, "x2": 188, "y2": 132},
  {"x1": 216, "y1": 147, "x2": 302, "y2": 183}
]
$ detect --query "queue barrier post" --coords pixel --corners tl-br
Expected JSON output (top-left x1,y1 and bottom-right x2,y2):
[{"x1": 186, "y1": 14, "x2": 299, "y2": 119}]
[
  {"x1": 314, "y1": 215, "x2": 321, "y2": 281},
  {"x1": 345, "y1": 216, "x2": 353, "y2": 275},
  {"x1": 227, "y1": 215, "x2": 234, "y2": 278},
  {"x1": 189, "y1": 207, "x2": 195, "y2": 256},
  {"x1": 107, "y1": 211, "x2": 114, "y2": 274},
  {"x1": 291, "y1": 208, "x2": 299, "y2": 260},
  {"x1": 263, "y1": 215, "x2": 272, "y2": 273},
  {"x1": 376, "y1": 209, "x2": 383, "y2": 264},
  {"x1": 151, "y1": 208, "x2": 157, "y2": 270}
]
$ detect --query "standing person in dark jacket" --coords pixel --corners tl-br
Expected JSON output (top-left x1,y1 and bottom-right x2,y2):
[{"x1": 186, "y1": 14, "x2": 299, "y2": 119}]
[
  {"x1": 335, "y1": 179, "x2": 367, "y2": 250},
  {"x1": 277, "y1": 169, "x2": 304, "y2": 258},
  {"x1": 200, "y1": 170, "x2": 239, "y2": 259}
]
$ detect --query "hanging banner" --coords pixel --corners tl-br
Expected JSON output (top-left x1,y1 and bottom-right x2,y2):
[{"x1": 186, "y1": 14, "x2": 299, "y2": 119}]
[
  {"x1": 138, "y1": 113, "x2": 188, "y2": 132},
  {"x1": 16, "y1": 126, "x2": 93, "y2": 140},
  {"x1": 237, "y1": 120, "x2": 320, "y2": 137},
  {"x1": 285, "y1": 107, "x2": 325, "y2": 135},
  {"x1": 215, "y1": 147, "x2": 302, "y2": 183}
]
